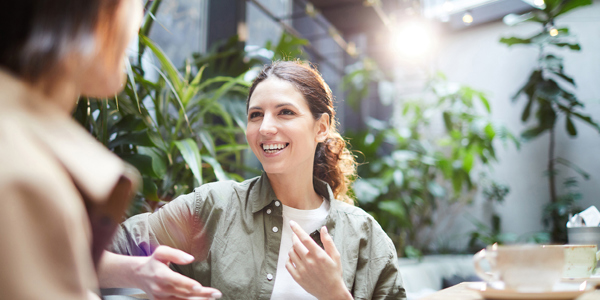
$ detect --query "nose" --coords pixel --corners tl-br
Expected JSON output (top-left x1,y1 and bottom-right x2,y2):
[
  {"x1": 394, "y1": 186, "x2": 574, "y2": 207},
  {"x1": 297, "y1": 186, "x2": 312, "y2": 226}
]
[{"x1": 259, "y1": 113, "x2": 277, "y2": 136}]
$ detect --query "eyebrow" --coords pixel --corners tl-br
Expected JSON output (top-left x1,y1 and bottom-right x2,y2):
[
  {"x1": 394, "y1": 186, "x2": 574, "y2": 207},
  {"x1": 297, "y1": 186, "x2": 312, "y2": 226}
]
[{"x1": 248, "y1": 102, "x2": 297, "y2": 111}]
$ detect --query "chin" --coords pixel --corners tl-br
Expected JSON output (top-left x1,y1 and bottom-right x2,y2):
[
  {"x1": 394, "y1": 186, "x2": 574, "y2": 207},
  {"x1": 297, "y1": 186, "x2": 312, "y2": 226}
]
[
  {"x1": 261, "y1": 163, "x2": 288, "y2": 175},
  {"x1": 82, "y1": 73, "x2": 126, "y2": 98}
]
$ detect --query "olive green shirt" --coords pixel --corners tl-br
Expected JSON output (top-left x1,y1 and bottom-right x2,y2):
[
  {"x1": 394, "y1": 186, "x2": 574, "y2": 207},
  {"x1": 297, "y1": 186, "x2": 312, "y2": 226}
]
[{"x1": 110, "y1": 174, "x2": 406, "y2": 300}]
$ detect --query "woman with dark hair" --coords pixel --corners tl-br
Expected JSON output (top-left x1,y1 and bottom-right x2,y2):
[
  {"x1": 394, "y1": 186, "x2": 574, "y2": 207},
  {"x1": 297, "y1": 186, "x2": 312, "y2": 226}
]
[
  {"x1": 103, "y1": 61, "x2": 406, "y2": 300},
  {"x1": 0, "y1": 1, "x2": 143, "y2": 299}
]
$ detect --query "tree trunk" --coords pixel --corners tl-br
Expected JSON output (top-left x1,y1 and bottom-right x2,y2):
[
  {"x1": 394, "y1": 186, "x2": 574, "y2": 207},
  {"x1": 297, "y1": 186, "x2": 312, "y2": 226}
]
[{"x1": 548, "y1": 127, "x2": 561, "y2": 242}]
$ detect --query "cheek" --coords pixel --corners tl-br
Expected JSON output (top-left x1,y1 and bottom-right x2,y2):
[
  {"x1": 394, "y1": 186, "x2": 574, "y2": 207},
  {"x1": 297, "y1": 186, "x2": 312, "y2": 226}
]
[
  {"x1": 245, "y1": 124, "x2": 259, "y2": 144},
  {"x1": 79, "y1": 58, "x2": 126, "y2": 97}
]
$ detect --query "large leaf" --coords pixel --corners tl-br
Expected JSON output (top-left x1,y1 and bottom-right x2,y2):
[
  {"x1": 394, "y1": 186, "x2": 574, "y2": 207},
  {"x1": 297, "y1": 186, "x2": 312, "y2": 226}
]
[
  {"x1": 554, "y1": 157, "x2": 590, "y2": 179},
  {"x1": 109, "y1": 129, "x2": 156, "y2": 148},
  {"x1": 565, "y1": 116, "x2": 577, "y2": 136},
  {"x1": 142, "y1": 176, "x2": 160, "y2": 202},
  {"x1": 522, "y1": 97, "x2": 535, "y2": 122},
  {"x1": 377, "y1": 200, "x2": 408, "y2": 224},
  {"x1": 202, "y1": 156, "x2": 229, "y2": 181},
  {"x1": 555, "y1": 0, "x2": 593, "y2": 17},
  {"x1": 551, "y1": 71, "x2": 575, "y2": 86},
  {"x1": 514, "y1": 70, "x2": 543, "y2": 102},
  {"x1": 521, "y1": 126, "x2": 547, "y2": 140},
  {"x1": 139, "y1": 147, "x2": 167, "y2": 179},
  {"x1": 120, "y1": 154, "x2": 161, "y2": 179},
  {"x1": 175, "y1": 139, "x2": 203, "y2": 186},
  {"x1": 571, "y1": 112, "x2": 600, "y2": 132},
  {"x1": 199, "y1": 130, "x2": 216, "y2": 157},
  {"x1": 499, "y1": 37, "x2": 532, "y2": 46},
  {"x1": 550, "y1": 42, "x2": 581, "y2": 51},
  {"x1": 140, "y1": 34, "x2": 183, "y2": 91}
]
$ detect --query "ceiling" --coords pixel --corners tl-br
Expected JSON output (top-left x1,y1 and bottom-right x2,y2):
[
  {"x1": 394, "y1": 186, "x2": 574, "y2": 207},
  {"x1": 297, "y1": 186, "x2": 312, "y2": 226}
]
[{"x1": 307, "y1": 0, "x2": 399, "y2": 35}]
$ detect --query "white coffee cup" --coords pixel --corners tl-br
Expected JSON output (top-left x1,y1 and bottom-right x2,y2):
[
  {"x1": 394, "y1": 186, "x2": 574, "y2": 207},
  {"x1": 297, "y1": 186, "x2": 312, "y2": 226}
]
[{"x1": 473, "y1": 244, "x2": 565, "y2": 292}]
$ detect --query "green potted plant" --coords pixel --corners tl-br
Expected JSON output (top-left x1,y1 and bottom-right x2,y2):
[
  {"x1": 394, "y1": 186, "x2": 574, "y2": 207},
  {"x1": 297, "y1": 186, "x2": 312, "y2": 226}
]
[{"x1": 500, "y1": 0, "x2": 599, "y2": 243}]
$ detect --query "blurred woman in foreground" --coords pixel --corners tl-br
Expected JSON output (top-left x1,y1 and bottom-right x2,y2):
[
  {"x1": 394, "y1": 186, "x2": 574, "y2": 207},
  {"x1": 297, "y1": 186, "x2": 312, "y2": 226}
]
[
  {"x1": 101, "y1": 61, "x2": 406, "y2": 300},
  {"x1": 0, "y1": 0, "x2": 145, "y2": 299}
]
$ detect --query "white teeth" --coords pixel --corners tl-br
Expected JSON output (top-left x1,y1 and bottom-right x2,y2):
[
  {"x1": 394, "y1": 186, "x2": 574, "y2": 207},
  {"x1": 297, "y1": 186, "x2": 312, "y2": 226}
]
[{"x1": 263, "y1": 143, "x2": 286, "y2": 151}]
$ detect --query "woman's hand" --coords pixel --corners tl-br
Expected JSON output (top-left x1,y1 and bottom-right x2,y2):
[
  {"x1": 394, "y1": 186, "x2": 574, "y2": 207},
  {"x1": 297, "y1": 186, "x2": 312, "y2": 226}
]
[
  {"x1": 286, "y1": 221, "x2": 353, "y2": 300},
  {"x1": 131, "y1": 246, "x2": 222, "y2": 300}
]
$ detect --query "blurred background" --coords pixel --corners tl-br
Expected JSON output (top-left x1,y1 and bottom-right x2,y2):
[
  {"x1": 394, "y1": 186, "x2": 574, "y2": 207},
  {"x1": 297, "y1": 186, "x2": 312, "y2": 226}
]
[{"x1": 75, "y1": 0, "x2": 599, "y2": 297}]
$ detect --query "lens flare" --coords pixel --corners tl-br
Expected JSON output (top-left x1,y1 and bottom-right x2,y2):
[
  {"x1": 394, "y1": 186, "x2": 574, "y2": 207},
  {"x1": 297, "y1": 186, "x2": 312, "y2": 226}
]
[{"x1": 392, "y1": 21, "x2": 435, "y2": 60}]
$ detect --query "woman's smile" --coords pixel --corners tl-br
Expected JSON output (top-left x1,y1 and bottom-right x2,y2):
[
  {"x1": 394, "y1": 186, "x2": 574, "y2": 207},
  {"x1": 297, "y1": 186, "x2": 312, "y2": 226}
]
[{"x1": 261, "y1": 142, "x2": 290, "y2": 155}]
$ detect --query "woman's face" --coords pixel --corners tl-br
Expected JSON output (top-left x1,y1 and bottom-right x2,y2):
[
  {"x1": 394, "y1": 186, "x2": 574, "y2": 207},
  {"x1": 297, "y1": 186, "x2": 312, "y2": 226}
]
[
  {"x1": 246, "y1": 77, "x2": 329, "y2": 176},
  {"x1": 79, "y1": 0, "x2": 143, "y2": 97}
]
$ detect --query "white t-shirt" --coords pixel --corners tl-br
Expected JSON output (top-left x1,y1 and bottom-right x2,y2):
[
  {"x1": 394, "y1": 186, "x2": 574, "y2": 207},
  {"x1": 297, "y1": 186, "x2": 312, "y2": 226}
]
[{"x1": 270, "y1": 199, "x2": 330, "y2": 300}]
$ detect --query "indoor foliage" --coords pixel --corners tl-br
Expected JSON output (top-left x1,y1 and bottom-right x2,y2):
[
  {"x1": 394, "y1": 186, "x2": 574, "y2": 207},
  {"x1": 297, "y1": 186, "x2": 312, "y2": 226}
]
[
  {"x1": 73, "y1": 0, "x2": 307, "y2": 216},
  {"x1": 347, "y1": 72, "x2": 518, "y2": 256},
  {"x1": 500, "y1": 0, "x2": 599, "y2": 243}
]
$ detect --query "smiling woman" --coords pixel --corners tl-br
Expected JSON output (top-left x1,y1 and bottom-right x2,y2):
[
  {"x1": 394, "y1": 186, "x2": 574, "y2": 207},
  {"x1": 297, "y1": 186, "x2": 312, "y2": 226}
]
[{"x1": 101, "y1": 61, "x2": 407, "y2": 300}]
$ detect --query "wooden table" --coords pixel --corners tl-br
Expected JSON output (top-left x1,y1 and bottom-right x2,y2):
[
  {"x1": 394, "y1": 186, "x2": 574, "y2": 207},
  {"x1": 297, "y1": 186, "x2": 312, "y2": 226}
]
[
  {"x1": 418, "y1": 282, "x2": 600, "y2": 300},
  {"x1": 419, "y1": 282, "x2": 483, "y2": 300}
]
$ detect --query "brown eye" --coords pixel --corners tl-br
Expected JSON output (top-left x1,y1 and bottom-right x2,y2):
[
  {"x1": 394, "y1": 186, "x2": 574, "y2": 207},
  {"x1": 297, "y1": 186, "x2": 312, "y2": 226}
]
[
  {"x1": 249, "y1": 111, "x2": 263, "y2": 119},
  {"x1": 280, "y1": 109, "x2": 295, "y2": 116}
]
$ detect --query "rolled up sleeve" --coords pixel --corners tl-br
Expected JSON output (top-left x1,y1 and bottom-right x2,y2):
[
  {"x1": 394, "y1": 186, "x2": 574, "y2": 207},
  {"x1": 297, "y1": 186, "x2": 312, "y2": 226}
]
[{"x1": 109, "y1": 191, "x2": 197, "y2": 256}]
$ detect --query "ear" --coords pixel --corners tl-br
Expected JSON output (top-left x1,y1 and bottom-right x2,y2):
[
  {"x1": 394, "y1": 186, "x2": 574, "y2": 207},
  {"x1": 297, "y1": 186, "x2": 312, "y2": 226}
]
[{"x1": 315, "y1": 113, "x2": 330, "y2": 143}]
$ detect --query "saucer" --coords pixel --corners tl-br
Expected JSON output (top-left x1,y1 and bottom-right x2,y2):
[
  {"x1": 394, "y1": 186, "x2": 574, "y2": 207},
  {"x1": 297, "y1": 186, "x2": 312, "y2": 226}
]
[
  {"x1": 467, "y1": 282, "x2": 594, "y2": 300},
  {"x1": 561, "y1": 274, "x2": 600, "y2": 287}
]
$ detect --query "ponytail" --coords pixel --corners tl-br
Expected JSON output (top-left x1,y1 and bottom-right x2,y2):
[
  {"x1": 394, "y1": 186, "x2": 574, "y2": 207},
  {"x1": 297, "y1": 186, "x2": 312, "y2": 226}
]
[{"x1": 314, "y1": 130, "x2": 357, "y2": 205}]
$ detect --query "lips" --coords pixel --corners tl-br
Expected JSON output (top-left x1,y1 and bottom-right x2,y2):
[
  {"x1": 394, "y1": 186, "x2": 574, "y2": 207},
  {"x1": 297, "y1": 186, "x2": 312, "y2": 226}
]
[{"x1": 261, "y1": 143, "x2": 289, "y2": 154}]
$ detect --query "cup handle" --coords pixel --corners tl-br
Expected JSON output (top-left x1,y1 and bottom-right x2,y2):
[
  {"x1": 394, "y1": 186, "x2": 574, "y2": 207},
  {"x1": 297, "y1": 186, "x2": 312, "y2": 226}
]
[
  {"x1": 596, "y1": 250, "x2": 600, "y2": 262},
  {"x1": 473, "y1": 249, "x2": 496, "y2": 283}
]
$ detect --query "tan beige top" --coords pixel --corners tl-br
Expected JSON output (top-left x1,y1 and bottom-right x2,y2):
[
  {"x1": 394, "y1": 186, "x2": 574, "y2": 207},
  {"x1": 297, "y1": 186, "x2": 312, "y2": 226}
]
[{"x1": 0, "y1": 69, "x2": 139, "y2": 299}]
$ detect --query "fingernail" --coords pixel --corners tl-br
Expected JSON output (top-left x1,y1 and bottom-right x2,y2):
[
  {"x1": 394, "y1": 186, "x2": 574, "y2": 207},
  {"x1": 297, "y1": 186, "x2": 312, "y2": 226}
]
[
  {"x1": 212, "y1": 292, "x2": 223, "y2": 298},
  {"x1": 183, "y1": 253, "x2": 195, "y2": 262},
  {"x1": 290, "y1": 220, "x2": 297, "y2": 227},
  {"x1": 322, "y1": 226, "x2": 328, "y2": 234},
  {"x1": 193, "y1": 285, "x2": 203, "y2": 291}
]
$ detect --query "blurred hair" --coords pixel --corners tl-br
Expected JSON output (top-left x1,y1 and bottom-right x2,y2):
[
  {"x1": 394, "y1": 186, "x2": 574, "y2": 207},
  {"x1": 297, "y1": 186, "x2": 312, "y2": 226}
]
[
  {"x1": 247, "y1": 60, "x2": 357, "y2": 205},
  {"x1": 0, "y1": 0, "x2": 122, "y2": 84}
]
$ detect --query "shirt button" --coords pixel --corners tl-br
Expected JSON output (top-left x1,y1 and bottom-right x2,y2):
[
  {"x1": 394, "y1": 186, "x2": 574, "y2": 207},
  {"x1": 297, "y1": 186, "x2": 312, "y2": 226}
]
[
  {"x1": 267, "y1": 273, "x2": 273, "y2": 281},
  {"x1": 272, "y1": 226, "x2": 279, "y2": 233},
  {"x1": 274, "y1": 200, "x2": 281, "y2": 207},
  {"x1": 266, "y1": 209, "x2": 272, "y2": 214}
]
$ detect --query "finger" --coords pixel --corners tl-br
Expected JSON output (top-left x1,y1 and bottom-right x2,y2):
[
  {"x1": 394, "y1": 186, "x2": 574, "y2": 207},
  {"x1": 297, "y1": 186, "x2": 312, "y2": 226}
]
[
  {"x1": 285, "y1": 258, "x2": 301, "y2": 281},
  {"x1": 320, "y1": 226, "x2": 340, "y2": 261},
  {"x1": 288, "y1": 246, "x2": 302, "y2": 266},
  {"x1": 152, "y1": 245, "x2": 195, "y2": 265},
  {"x1": 291, "y1": 233, "x2": 309, "y2": 257},
  {"x1": 289, "y1": 220, "x2": 321, "y2": 253},
  {"x1": 160, "y1": 271, "x2": 222, "y2": 298}
]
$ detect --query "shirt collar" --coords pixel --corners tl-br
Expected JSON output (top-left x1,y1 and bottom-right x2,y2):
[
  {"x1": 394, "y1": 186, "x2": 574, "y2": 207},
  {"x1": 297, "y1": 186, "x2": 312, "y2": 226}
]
[
  {"x1": 0, "y1": 69, "x2": 139, "y2": 204},
  {"x1": 249, "y1": 172, "x2": 338, "y2": 214}
]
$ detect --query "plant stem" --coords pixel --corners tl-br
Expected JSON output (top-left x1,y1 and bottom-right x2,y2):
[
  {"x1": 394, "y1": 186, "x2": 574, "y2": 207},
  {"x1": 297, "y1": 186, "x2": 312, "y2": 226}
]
[
  {"x1": 548, "y1": 126, "x2": 560, "y2": 242},
  {"x1": 138, "y1": 0, "x2": 163, "y2": 67}
]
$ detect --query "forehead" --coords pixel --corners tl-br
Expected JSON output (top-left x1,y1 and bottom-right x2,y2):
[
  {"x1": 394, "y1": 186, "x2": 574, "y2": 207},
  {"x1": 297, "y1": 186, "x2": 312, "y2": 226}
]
[{"x1": 248, "y1": 77, "x2": 308, "y2": 109}]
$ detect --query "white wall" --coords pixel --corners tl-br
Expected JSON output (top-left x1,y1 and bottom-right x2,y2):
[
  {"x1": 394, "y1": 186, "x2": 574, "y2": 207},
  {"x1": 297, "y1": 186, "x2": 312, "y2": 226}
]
[{"x1": 431, "y1": 1, "x2": 600, "y2": 241}]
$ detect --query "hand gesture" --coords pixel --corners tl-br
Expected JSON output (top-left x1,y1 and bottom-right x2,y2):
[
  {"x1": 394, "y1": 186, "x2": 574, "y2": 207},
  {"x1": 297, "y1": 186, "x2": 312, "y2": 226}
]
[
  {"x1": 133, "y1": 245, "x2": 222, "y2": 300},
  {"x1": 286, "y1": 221, "x2": 352, "y2": 300}
]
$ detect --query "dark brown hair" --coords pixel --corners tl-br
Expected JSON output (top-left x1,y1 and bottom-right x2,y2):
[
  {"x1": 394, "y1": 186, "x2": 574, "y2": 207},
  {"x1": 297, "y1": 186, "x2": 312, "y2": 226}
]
[
  {"x1": 0, "y1": 0, "x2": 121, "y2": 84},
  {"x1": 247, "y1": 60, "x2": 357, "y2": 204}
]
